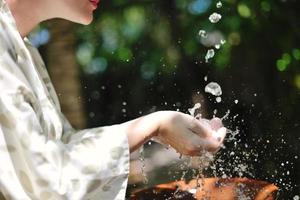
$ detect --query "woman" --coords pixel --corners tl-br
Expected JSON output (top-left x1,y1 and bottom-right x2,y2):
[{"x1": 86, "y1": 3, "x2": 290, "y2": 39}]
[{"x1": 0, "y1": 0, "x2": 226, "y2": 199}]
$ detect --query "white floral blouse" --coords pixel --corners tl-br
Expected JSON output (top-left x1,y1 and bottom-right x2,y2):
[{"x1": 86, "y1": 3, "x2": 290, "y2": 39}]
[{"x1": 0, "y1": 0, "x2": 130, "y2": 199}]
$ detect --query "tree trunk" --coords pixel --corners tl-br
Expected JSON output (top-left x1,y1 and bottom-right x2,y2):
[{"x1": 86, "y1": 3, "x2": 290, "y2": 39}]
[{"x1": 46, "y1": 20, "x2": 86, "y2": 129}]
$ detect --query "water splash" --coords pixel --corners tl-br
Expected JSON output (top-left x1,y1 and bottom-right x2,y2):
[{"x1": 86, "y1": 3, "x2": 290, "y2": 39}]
[
  {"x1": 205, "y1": 82, "x2": 222, "y2": 96},
  {"x1": 139, "y1": 145, "x2": 148, "y2": 184},
  {"x1": 221, "y1": 109, "x2": 230, "y2": 120},
  {"x1": 188, "y1": 103, "x2": 201, "y2": 117},
  {"x1": 209, "y1": 12, "x2": 222, "y2": 23}
]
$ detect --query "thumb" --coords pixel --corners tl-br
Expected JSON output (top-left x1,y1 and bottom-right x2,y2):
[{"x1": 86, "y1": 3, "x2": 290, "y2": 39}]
[{"x1": 212, "y1": 127, "x2": 227, "y2": 143}]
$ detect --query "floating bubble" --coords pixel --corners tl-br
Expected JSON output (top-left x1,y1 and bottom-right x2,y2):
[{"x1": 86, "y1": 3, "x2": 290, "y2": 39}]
[
  {"x1": 216, "y1": 96, "x2": 222, "y2": 103},
  {"x1": 204, "y1": 75, "x2": 208, "y2": 81},
  {"x1": 205, "y1": 49, "x2": 215, "y2": 63},
  {"x1": 205, "y1": 82, "x2": 222, "y2": 96},
  {"x1": 215, "y1": 44, "x2": 221, "y2": 49},
  {"x1": 198, "y1": 30, "x2": 207, "y2": 38},
  {"x1": 216, "y1": 1, "x2": 222, "y2": 8},
  {"x1": 234, "y1": 99, "x2": 239, "y2": 104},
  {"x1": 209, "y1": 12, "x2": 222, "y2": 23},
  {"x1": 294, "y1": 195, "x2": 299, "y2": 200}
]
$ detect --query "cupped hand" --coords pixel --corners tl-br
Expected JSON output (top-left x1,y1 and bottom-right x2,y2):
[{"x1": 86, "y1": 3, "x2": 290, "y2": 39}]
[{"x1": 154, "y1": 111, "x2": 226, "y2": 156}]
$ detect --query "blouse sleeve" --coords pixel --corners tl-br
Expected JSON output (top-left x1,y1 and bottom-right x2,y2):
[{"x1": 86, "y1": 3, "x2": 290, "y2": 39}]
[{"x1": 0, "y1": 25, "x2": 129, "y2": 200}]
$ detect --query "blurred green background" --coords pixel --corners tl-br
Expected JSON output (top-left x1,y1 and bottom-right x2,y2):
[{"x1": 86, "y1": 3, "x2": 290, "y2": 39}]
[{"x1": 31, "y1": 0, "x2": 299, "y2": 198}]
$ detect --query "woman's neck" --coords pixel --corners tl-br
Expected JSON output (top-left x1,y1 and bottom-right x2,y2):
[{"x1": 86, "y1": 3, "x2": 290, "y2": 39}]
[{"x1": 6, "y1": 0, "x2": 44, "y2": 38}]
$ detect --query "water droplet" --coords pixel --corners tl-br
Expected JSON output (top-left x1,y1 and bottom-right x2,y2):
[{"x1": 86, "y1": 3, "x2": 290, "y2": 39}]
[
  {"x1": 234, "y1": 99, "x2": 239, "y2": 104},
  {"x1": 188, "y1": 188, "x2": 197, "y2": 194},
  {"x1": 205, "y1": 82, "x2": 222, "y2": 96},
  {"x1": 294, "y1": 195, "x2": 299, "y2": 200},
  {"x1": 89, "y1": 112, "x2": 95, "y2": 118},
  {"x1": 215, "y1": 44, "x2": 221, "y2": 49},
  {"x1": 122, "y1": 101, "x2": 127, "y2": 106},
  {"x1": 198, "y1": 30, "x2": 207, "y2": 38},
  {"x1": 204, "y1": 76, "x2": 208, "y2": 81},
  {"x1": 220, "y1": 39, "x2": 226, "y2": 45},
  {"x1": 205, "y1": 49, "x2": 215, "y2": 63},
  {"x1": 209, "y1": 12, "x2": 222, "y2": 23},
  {"x1": 213, "y1": 109, "x2": 217, "y2": 115},
  {"x1": 221, "y1": 174, "x2": 227, "y2": 179},
  {"x1": 216, "y1": 97, "x2": 222, "y2": 103},
  {"x1": 216, "y1": 1, "x2": 222, "y2": 8}
]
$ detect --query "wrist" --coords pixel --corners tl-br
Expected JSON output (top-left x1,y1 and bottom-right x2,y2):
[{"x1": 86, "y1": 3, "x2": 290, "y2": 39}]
[{"x1": 121, "y1": 112, "x2": 161, "y2": 153}]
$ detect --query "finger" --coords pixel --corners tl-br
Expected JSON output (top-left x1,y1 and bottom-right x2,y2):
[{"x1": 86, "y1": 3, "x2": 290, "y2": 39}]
[
  {"x1": 212, "y1": 127, "x2": 226, "y2": 143},
  {"x1": 209, "y1": 117, "x2": 223, "y2": 131},
  {"x1": 189, "y1": 118, "x2": 213, "y2": 138},
  {"x1": 185, "y1": 129, "x2": 222, "y2": 156},
  {"x1": 217, "y1": 127, "x2": 227, "y2": 143},
  {"x1": 191, "y1": 125, "x2": 226, "y2": 154}
]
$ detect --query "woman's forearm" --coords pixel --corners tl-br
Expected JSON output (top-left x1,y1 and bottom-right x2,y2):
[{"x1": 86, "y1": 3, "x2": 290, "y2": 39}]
[
  {"x1": 119, "y1": 111, "x2": 226, "y2": 156},
  {"x1": 120, "y1": 112, "x2": 160, "y2": 153}
]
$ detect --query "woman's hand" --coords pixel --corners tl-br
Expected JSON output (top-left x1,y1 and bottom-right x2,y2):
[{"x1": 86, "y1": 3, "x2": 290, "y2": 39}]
[
  {"x1": 121, "y1": 111, "x2": 226, "y2": 156},
  {"x1": 154, "y1": 111, "x2": 226, "y2": 156}
]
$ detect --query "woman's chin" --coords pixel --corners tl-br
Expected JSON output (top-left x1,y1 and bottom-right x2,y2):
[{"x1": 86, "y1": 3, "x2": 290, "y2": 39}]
[
  {"x1": 79, "y1": 15, "x2": 93, "y2": 25},
  {"x1": 70, "y1": 14, "x2": 93, "y2": 25}
]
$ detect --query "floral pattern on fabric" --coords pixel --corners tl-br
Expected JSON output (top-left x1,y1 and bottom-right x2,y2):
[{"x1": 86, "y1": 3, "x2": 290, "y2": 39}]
[{"x1": 0, "y1": 0, "x2": 129, "y2": 199}]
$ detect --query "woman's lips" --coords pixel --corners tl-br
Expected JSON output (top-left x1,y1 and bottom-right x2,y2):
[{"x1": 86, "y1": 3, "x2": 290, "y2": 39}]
[{"x1": 89, "y1": 0, "x2": 99, "y2": 9}]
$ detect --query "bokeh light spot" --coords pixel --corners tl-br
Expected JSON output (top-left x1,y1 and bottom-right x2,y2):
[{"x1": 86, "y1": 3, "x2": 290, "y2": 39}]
[{"x1": 238, "y1": 3, "x2": 251, "y2": 18}]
